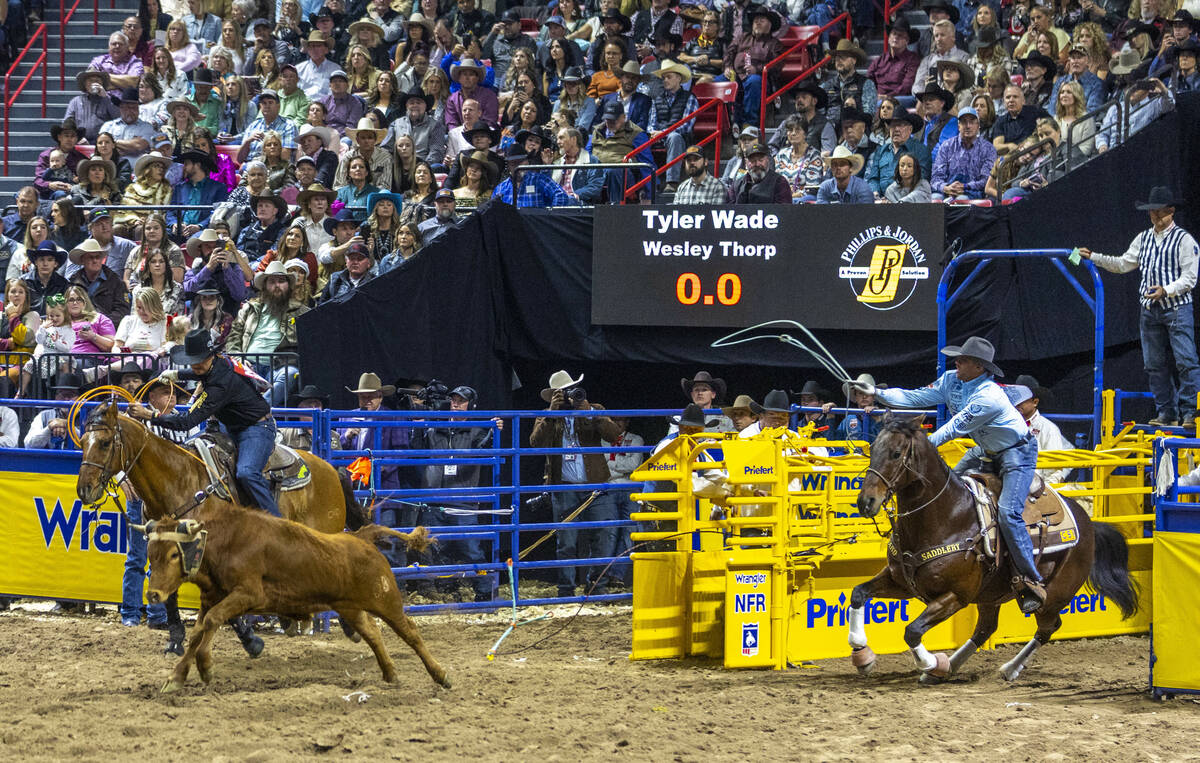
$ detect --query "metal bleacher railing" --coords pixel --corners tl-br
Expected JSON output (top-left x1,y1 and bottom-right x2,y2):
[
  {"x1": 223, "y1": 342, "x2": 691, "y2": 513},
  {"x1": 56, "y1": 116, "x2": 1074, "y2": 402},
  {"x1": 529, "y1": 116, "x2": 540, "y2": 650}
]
[{"x1": 3, "y1": 24, "x2": 48, "y2": 177}]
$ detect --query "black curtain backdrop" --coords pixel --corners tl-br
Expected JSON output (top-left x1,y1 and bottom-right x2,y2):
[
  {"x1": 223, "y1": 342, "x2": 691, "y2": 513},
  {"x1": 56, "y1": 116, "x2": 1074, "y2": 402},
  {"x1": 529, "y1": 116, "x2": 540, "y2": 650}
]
[{"x1": 299, "y1": 94, "x2": 1200, "y2": 437}]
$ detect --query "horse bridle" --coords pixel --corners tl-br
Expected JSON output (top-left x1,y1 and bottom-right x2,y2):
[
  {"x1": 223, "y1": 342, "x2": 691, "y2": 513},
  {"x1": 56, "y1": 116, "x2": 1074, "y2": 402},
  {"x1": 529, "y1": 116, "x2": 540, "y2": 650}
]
[
  {"x1": 81, "y1": 412, "x2": 149, "y2": 506},
  {"x1": 864, "y1": 432, "x2": 951, "y2": 524}
]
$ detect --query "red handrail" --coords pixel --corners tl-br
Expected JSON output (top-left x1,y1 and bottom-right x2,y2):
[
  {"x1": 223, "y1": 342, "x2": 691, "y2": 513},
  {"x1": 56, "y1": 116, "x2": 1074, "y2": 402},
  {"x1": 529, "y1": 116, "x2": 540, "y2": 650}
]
[
  {"x1": 5, "y1": 24, "x2": 49, "y2": 176},
  {"x1": 620, "y1": 97, "x2": 726, "y2": 201},
  {"x1": 758, "y1": 12, "x2": 852, "y2": 133},
  {"x1": 61, "y1": 0, "x2": 100, "y2": 89},
  {"x1": 884, "y1": 0, "x2": 913, "y2": 24}
]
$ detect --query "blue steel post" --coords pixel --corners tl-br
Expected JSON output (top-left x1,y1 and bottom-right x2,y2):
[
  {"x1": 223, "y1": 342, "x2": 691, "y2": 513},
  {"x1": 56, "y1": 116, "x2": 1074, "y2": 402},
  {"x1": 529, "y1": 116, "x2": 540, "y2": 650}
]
[{"x1": 510, "y1": 415, "x2": 522, "y2": 607}]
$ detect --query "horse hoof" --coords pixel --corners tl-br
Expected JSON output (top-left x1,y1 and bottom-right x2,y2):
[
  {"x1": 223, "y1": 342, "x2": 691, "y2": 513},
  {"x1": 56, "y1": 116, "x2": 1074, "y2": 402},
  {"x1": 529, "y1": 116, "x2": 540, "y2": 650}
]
[
  {"x1": 999, "y1": 664, "x2": 1023, "y2": 682},
  {"x1": 160, "y1": 679, "x2": 183, "y2": 694},
  {"x1": 282, "y1": 617, "x2": 299, "y2": 637},
  {"x1": 851, "y1": 646, "x2": 877, "y2": 675},
  {"x1": 242, "y1": 635, "x2": 264, "y2": 658},
  {"x1": 438, "y1": 672, "x2": 452, "y2": 689},
  {"x1": 918, "y1": 670, "x2": 945, "y2": 686}
]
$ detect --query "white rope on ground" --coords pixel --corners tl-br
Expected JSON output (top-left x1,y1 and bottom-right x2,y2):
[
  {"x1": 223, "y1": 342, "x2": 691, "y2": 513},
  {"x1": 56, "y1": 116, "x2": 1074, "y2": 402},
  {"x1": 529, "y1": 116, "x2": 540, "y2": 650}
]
[{"x1": 712, "y1": 320, "x2": 855, "y2": 384}]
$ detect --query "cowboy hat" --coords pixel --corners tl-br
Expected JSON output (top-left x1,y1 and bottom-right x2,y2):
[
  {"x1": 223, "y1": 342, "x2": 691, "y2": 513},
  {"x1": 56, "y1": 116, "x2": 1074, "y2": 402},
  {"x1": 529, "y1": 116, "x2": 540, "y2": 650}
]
[
  {"x1": 366, "y1": 191, "x2": 405, "y2": 215},
  {"x1": 1123, "y1": 20, "x2": 1159, "y2": 44},
  {"x1": 917, "y1": 83, "x2": 954, "y2": 109},
  {"x1": 50, "y1": 118, "x2": 80, "y2": 142},
  {"x1": 673, "y1": 403, "x2": 717, "y2": 429},
  {"x1": 346, "y1": 372, "x2": 396, "y2": 396},
  {"x1": 750, "y1": 389, "x2": 791, "y2": 414},
  {"x1": 170, "y1": 328, "x2": 221, "y2": 365},
  {"x1": 823, "y1": 144, "x2": 866, "y2": 175},
  {"x1": 1135, "y1": 185, "x2": 1180, "y2": 211},
  {"x1": 562, "y1": 65, "x2": 586, "y2": 83},
  {"x1": 598, "y1": 8, "x2": 632, "y2": 32},
  {"x1": 461, "y1": 149, "x2": 501, "y2": 186},
  {"x1": 297, "y1": 123, "x2": 336, "y2": 150},
  {"x1": 68, "y1": 238, "x2": 107, "y2": 266},
  {"x1": 249, "y1": 192, "x2": 288, "y2": 218},
  {"x1": 502, "y1": 142, "x2": 531, "y2": 163},
  {"x1": 114, "y1": 360, "x2": 149, "y2": 383},
  {"x1": 117, "y1": 87, "x2": 139, "y2": 104},
  {"x1": 1018, "y1": 52, "x2": 1057, "y2": 79},
  {"x1": 617, "y1": 60, "x2": 646, "y2": 80},
  {"x1": 789, "y1": 79, "x2": 828, "y2": 109},
  {"x1": 1108, "y1": 48, "x2": 1144, "y2": 75},
  {"x1": 795, "y1": 380, "x2": 832, "y2": 401},
  {"x1": 941, "y1": 336, "x2": 1003, "y2": 377},
  {"x1": 165, "y1": 98, "x2": 203, "y2": 120},
  {"x1": 399, "y1": 86, "x2": 435, "y2": 110},
  {"x1": 302, "y1": 29, "x2": 331, "y2": 46},
  {"x1": 253, "y1": 259, "x2": 297, "y2": 291},
  {"x1": 191, "y1": 67, "x2": 216, "y2": 88},
  {"x1": 887, "y1": 110, "x2": 924, "y2": 132},
  {"x1": 889, "y1": 18, "x2": 919, "y2": 44},
  {"x1": 289, "y1": 383, "x2": 330, "y2": 407},
  {"x1": 1013, "y1": 374, "x2": 1052, "y2": 404},
  {"x1": 323, "y1": 206, "x2": 359, "y2": 234},
  {"x1": 652, "y1": 28, "x2": 683, "y2": 47},
  {"x1": 842, "y1": 373, "x2": 878, "y2": 399},
  {"x1": 51, "y1": 371, "x2": 84, "y2": 391},
  {"x1": 345, "y1": 116, "x2": 389, "y2": 141},
  {"x1": 296, "y1": 183, "x2": 337, "y2": 206},
  {"x1": 31, "y1": 240, "x2": 68, "y2": 267},
  {"x1": 747, "y1": 6, "x2": 782, "y2": 33},
  {"x1": 923, "y1": 0, "x2": 960, "y2": 24},
  {"x1": 833, "y1": 38, "x2": 868, "y2": 66},
  {"x1": 681, "y1": 371, "x2": 726, "y2": 400},
  {"x1": 450, "y1": 57, "x2": 487, "y2": 82},
  {"x1": 540, "y1": 369, "x2": 584, "y2": 402},
  {"x1": 936, "y1": 57, "x2": 977, "y2": 88},
  {"x1": 134, "y1": 151, "x2": 172, "y2": 177},
  {"x1": 185, "y1": 228, "x2": 225, "y2": 260},
  {"x1": 405, "y1": 12, "x2": 435, "y2": 37},
  {"x1": 969, "y1": 26, "x2": 1004, "y2": 51},
  {"x1": 721, "y1": 394, "x2": 759, "y2": 417},
  {"x1": 75, "y1": 69, "x2": 111, "y2": 93},
  {"x1": 175, "y1": 149, "x2": 217, "y2": 174},
  {"x1": 652, "y1": 59, "x2": 692, "y2": 84},
  {"x1": 463, "y1": 119, "x2": 500, "y2": 145},
  {"x1": 347, "y1": 18, "x2": 385, "y2": 38},
  {"x1": 76, "y1": 157, "x2": 116, "y2": 184},
  {"x1": 514, "y1": 125, "x2": 550, "y2": 147}
]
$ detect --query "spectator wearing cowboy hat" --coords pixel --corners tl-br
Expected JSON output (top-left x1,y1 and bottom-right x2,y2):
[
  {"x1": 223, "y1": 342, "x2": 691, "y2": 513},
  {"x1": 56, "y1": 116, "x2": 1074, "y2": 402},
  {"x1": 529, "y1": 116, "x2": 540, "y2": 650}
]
[
  {"x1": 167, "y1": 150, "x2": 228, "y2": 236},
  {"x1": 66, "y1": 208, "x2": 136, "y2": 282},
  {"x1": 20, "y1": 241, "x2": 70, "y2": 315},
  {"x1": 816, "y1": 146, "x2": 874, "y2": 203},
  {"x1": 869, "y1": 19, "x2": 922, "y2": 99},
  {"x1": 35, "y1": 119, "x2": 91, "y2": 199},
  {"x1": 182, "y1": 229, "x2": 250, "y2": 315},
  {"x1": 297, "y1": 29, "x2": 341, "y2": 98},
  {"x1": 320, "y1": 241, "x2": 377, "y2": 302},
  {"x1": 453, "y1": 149, "x2": 501, "y2": 208},
  {"x1": 442, "y1": 120, "x2": 504, "y2": 192},
  {"x1": 335, "y1": 117, "x2": 394, "y2": 191},
  {"x1": 492, "y1": 144, "x2": 576, "y2": 208},
  {"x1": 99, "y1": 87, "x2": 161, "y2": 161},
  {"x1": 589, "y1": 8, "x2": 637, "y2": 75},
  {"x1": 319, "y1": 69, "x2": 367, "y2": 137},
  {"x1": 918, "y1": 0, "x2": 967, "y2": 57},
  {"x1": 529, "y1": 370, "x2": 624, "y2": 598},
  {"x1": 724, "y1": 6, "x2": 782, "y2": 126},
  {"x1": 596, "y1": 61, "x2": 653, "y2": 132},
  {"x1": 112, "y1": 358, "x2": 149, "y2": 395},
  {"x1": 64, "y1": 73, "x2": 121, "y2": 143},
  {"x1": 913, "y1": 19, "x2": 971, "y2": 96},
  {"x1": 647, "y1": 60, "x2": 698, "y2": 191},
  {"x1": 632, "y1": 0, "x2": 684, "y2": 51},
  {"x1": 297, "y1": 124, "x2": 339, "y2": 188},
  {"x1": 228, "y1": 260, "x2": 310, "y2": 405},
  {"x1": 930, "y1": 106, "x2": 996, "y2": 200},
  {"x1": 236, "y1": 191, "x2": 288, "y2": 266},
  {"x1": 1150, "y1": 10, "x2": 1200, "y2": 78},
  {"x1": 447, "y1": 58, "x2": 500, "y2": 129},
  {"x1": 917, "y1": 84, "x2": 960, "y2": 164},
  {"x1": 641, "y1": 30, "x2": 685, "y2": 100},
  {"x1": 395, "y1": 87, "x2": 448, "y2": 168},
  {"x1": 235, "y1": 89, "x2": 299, "y2": 163},
  {"x1": 837, "y1": 108, "x2": 877, "y2": 176},
  {"x1": 722, "y1": 394, "x2": 760, "y2": 434},
  {"x1": 1019, "y1": 51, "x2": 1057, "y2": 108},
  {"x1": 822, "y1": 39, "x2": 878, "y2": 127},
  {"x1": 681, "y1": 371, "x2": 734, "y2": 432},
  {"x1": 483, "y1": 9, "x2": 539, "y2": 85},
  {"x1": 1164, "y1": 38, "x2": 1200, "y2": 90},
  {"x1": 795, "y1": 381, "x2": 837, "y2": 436},
  {"x1": 69, "y1": 239, "x2": 132, "y2": 325},
  {"x1": 827, "y1": 373, "x2": 885, "y2": 443},
  {"x1": 750, "y1": 389, "x2": 792, "y2": 431},
  {"x1": 279, "y1": 383, "x2": 335, "y2": 451},
  {"x1": 1079, "y1": 187, "x2": 1199, "y2": 426},
  {"x1": 768, "y1": 80, "x2": 835, "y2": 154},
  {"x1": 732, "y1": 142, "x2": 791, "y2": 204}
]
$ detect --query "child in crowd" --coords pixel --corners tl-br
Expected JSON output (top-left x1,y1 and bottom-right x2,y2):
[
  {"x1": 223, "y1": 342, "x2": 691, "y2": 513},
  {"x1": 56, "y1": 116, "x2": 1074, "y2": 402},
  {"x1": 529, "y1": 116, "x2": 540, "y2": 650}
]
[
  {"x1": 41, "y1": 150, "x2": 75, "y2": 195},
  {"x1": 19, "y1": 295, "x2": 74, "y2": 397}
]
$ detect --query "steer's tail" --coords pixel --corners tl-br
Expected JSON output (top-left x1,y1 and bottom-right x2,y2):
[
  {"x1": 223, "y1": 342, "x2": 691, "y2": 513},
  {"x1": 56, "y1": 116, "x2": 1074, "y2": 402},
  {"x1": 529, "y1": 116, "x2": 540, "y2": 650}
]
[
  {"x1": 356, "y1": 524, "x2": 434, "y2": 555},
  {"x1": 338, "y1": 467, "x2": 372, "y2": 531}
]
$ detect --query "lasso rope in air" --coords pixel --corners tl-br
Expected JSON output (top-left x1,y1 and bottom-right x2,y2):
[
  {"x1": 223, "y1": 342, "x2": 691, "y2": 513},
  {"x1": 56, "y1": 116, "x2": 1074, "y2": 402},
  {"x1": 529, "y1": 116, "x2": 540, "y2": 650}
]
[{"x1": 712, "y1": 320, "x2": 856, "y2": 385}]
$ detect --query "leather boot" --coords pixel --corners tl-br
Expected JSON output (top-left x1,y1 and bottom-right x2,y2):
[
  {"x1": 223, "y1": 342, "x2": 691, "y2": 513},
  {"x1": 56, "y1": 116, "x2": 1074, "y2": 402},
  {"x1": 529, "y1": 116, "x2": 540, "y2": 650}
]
[{"x1": 1014, "y1": 576, "x2": 1046, "y2": 614}]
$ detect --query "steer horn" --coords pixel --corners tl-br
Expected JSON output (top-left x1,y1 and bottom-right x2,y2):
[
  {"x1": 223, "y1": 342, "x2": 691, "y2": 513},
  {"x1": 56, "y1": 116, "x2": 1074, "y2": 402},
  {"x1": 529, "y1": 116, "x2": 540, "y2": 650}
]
[
  {"x1": 130, "y1": 519, "x2": 157, "y2": 536},
  {"x1": 178, "y1": 519, "x2": 204, "y2": 537}
]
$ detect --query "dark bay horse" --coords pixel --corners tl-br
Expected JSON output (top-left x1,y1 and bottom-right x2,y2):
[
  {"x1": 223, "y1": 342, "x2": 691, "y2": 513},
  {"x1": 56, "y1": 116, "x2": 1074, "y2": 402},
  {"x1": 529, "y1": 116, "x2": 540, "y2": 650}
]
[
  {"x1": 850, "y1": 415, "x2": 1138, "y2": 683},
  {"x1": 75, "y1": 401, "x2": 367, "y2": 652}
]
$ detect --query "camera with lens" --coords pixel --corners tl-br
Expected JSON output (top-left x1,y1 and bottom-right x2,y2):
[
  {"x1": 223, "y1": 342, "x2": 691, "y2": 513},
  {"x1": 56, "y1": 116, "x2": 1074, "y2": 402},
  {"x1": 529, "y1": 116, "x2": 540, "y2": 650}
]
[
  {"x1": 564, "y1": 387, "x2": 586, "y2": 404},
  {"x1": 523, "y1": 491, "x2": 552, "y2": 512},
  {"x1": 419, "y1": 379, "x2": 451, "y2": 411}
]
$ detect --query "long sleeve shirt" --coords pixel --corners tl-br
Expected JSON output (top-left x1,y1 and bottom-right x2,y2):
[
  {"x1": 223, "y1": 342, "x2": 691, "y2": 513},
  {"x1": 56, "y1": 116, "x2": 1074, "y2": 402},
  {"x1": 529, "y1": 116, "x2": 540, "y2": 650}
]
[
  {"x1": 815, "y1": 174, "x2": 874, "y2": 204},
  {"x1": 150, "y1": 355, "x2": 270, "y2": 434},
  {"x1": 492, "y1": 171, "x2": 577, "y2": 208},
  {"x1": 868, "y1": 47, "x2": 921, "y2": 97},
  {"x1": 875, "y1": 370, "x2": 1029, "y2": 450},
  {"x1": 1095, "y1": 89, "x2": 1174, "y2": 152},
  {"x1": 1089, "y1": 223, "x2": 1199, "y2": 309},
  {"x1": 930, "y1": 135, "x2": 997, "y2": 194}
]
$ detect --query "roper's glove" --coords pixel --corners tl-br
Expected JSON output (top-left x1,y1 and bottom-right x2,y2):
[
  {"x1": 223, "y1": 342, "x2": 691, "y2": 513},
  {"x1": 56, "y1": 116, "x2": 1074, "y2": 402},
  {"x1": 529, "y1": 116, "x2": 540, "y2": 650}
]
[{"x1": 158, "y1": 369, "x2": 180, "y2": 383}]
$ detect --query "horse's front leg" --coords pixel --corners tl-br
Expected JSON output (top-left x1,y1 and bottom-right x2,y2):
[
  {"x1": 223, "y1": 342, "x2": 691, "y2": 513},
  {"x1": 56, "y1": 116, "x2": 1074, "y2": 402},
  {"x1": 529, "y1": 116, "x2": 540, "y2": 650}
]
[
  {"x1": 904, "y1": 590, "x2": 968, "y2": 685},
  {"x1": 846, "y1": 565, "x2": 911, "y2": 676}
]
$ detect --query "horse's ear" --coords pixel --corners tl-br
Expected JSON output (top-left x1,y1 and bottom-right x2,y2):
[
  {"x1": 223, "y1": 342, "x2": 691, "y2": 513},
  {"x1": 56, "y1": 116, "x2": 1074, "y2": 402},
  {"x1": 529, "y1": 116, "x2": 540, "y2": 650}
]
[
  {"x1": 911, "y1": 413, "x2": 926, "y2": 430},
  {"x1": 104, "y1": 401, "x2": 118, "y2": 422}
]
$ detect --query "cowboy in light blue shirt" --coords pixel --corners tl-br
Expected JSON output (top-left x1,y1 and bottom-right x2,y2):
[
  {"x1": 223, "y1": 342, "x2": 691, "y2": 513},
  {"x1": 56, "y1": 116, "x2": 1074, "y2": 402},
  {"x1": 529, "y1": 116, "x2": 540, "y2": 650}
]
[{"x1": 855, "y1": 336, "x2": 1046, "y2": 613}]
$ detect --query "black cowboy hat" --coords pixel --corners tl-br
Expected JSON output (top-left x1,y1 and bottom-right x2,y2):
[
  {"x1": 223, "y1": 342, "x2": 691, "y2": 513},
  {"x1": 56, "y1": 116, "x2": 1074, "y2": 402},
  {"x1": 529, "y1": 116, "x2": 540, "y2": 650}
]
[
  {"x1": 1124, "y1": 20, "x2": 1159, "y2": 44},
  {"x1": 170, "y1": 328, "x2": 220, "y2": 365},
  {"x1": 1013, "y1": 374, "x2": 1052, "y2": 405},
  {"x1": 399, "y1": 86, "x2": 435, "y2": 109},
  {"x1": 681, "y1": 371, "x2": 726, "y2": 401},
  {"x1": 970, "y1": 26, "x2": 1005, "y2": 52},
  {"x1": 793, "y1": 380, "x2": 832, "y2": 401},
  {"x1": 652, "y1": 28, "x2": 683, "y2": 46},
  {"x1": 192, "y1": 68, "x2": 216, "y2": 87},
  {"x1": 889, "y1": 18, "x2": 919, "y2": 44},
  {"x1": 463, "y1": 119, "x2": 499, "y2": 145},
  {"x1": 288, "y1": 383, "x2": 330, "y2": 407},
  {"x1": 941, "y1": 336, "x2": 1003, "y2": 377},
  {"x1": 50, "y1": 118, "x2": 80, "y2": 142},
  {"x1": 502, "y1": 143, "x2": 530, "y2": 163},
  {"x1": 599, "y1": 8, "x2": 632, "y2": 32},
  {"x1": 1019, "y1": 52, "x2": 1057, "y2": 79},
  {"x1": 748, "y1": 6, "x2": 782, "y2": 33},
  {"x1": 840, "y1": 106, "x2": 870, "y2": 126},
  {"x1": 887, "y1": 110, "x2": 924, "y2": 132},
  {"x1": 115, "y1": 360, "x2": 149, "y2": 382},
  {"x1": 672, "y1": 403, "x2": 717, "y2": 428},
  {"x1": 249, "y1": 192, "x2": 288, "y2": 218},
  {"x1": 923, "y1": 0, "x2": 960, "y2": 24},
  {"x1": 918, "y1": 84, "x2": 954, "y2": 109},
  {"x1": 515, "y1": 125, "x2": 549, "y2": 147},
  {"x1": 51, "y1": 371, "x2": 84, "y2": 391},
  {"x1": 750, "y1": 389, "x2": 790, "y2": 415},
  {"x1": 1136, "y1": 185, "x2": 1181, "y2": 211},
  {"x1": 1171, "y1": 9, "x2": 1200, "y2": 32},
  {"x1": 176, "y1": 149, "x2": 217, "y2": 174},
  {"x1": 789, "y1": 79, "x2": 828, "y2": 109},
  {"x1": 1170, "y1": 38, "x2": 1200, "y2": 59}
]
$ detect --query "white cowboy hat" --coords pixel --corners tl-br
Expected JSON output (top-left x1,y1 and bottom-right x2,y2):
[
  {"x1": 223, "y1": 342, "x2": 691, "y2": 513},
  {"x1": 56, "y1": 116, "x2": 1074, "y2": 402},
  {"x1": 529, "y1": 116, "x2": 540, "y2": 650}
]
[
  {"x1": 252, "y1": 259, "x2": 298, "y2": 291},
  {"x1": 540, "y1": 370, "x2": 584, "y2": 402},
  {"x1": 133, "y1": 151, "x2": 171, "y2": 177},
  {"x1": 822, "y1": 144, "x2": 866, "y2": 175},
  {"x1": 652, "y1": 59, "x2": 693, "y2": 84},
  {"x1": 68, "y1": 237, "x2": 107, "y2": 265},
  {"x1": 346, "y1": 372, "x2": 396, "y2": 396},
  {"x1": 345, "y1": 116, "x2": 388, "y2": 141},
  {"x1": 298, "y1": 123, "x2": 336, "y2": 150},
  {"x1": 185, "y1": 227, "x2": 224, "y2": 260},
  {"x1": 449, "y1": 57, "x2": 487, "y2": 82},
  {"x1": 843, "y1": 373, "x2": 878, "y2": 399}
]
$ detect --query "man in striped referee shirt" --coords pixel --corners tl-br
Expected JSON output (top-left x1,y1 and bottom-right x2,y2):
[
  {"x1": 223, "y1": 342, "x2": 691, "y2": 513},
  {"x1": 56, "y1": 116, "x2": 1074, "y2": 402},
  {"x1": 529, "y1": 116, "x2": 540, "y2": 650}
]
[{"x1": 1080, "y1": 186, "x2": 1200, "y2": 426}]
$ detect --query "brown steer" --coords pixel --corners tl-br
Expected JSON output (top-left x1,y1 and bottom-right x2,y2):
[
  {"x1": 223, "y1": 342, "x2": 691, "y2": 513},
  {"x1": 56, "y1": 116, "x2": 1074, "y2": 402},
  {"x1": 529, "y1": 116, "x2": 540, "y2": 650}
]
[{"x1": 143, "y1": 504, "x2": 450, "y2": 693}]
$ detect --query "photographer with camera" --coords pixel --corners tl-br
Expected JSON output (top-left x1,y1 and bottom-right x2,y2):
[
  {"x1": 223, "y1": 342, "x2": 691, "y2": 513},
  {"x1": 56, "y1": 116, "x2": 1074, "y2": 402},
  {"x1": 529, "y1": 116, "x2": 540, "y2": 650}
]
[
  {"x1": 182, "y1": 228, "x2": 251, "y2": 318},
  {"x1": 529, "y1": 370, "x2": 624, "y2": 598},
  {"x1": 408, "y1": 383, "x2": 504, "y2": 602}
]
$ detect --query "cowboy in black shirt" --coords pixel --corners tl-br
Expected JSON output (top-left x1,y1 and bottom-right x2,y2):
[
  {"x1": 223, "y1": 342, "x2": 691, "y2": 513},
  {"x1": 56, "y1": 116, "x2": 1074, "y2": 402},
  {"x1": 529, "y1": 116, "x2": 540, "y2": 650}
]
[{"x1": 129, "y1": 329, "x2": 280, "y2": 517}]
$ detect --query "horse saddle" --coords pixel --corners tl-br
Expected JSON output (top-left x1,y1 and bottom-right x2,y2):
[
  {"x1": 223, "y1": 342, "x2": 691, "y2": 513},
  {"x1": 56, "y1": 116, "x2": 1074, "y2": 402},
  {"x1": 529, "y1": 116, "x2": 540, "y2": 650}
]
[
  {"x1": 190, "y1": 433, "x2": 313, "y2": 502},
  {"x1": 963, "y1": 472, "x2": 1079, "y2": 559}
]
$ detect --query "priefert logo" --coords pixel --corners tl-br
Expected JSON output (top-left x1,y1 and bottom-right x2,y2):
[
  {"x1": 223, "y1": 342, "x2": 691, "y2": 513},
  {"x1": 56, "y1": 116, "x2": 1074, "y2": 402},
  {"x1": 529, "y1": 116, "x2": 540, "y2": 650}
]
[{"x1": 743, "y1": 466, "x2": 773, "y2": 475}]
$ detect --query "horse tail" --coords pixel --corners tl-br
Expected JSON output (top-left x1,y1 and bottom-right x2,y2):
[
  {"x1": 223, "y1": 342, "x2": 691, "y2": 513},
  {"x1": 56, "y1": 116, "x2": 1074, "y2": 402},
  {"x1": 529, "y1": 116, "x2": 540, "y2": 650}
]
[
  {"x1": 338, "y1": 467, "x2": 372, "y2": 531},
  {"x1": 355, "y1": 524, "x2": 433, "y2": 555},
  {"x1": 1089, "y1": 521, "x2": 1139, "y2": 619}
]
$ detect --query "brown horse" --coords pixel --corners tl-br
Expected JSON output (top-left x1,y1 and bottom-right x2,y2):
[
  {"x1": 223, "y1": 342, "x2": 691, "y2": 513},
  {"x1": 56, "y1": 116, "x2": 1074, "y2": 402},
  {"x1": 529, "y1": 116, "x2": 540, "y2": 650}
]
[
  {"x1": 850, "y1": 415, "x2": 1138, "y2": 684},
  {"x1": 75, "y1": 401, "x2": 368, "y2": 653}
]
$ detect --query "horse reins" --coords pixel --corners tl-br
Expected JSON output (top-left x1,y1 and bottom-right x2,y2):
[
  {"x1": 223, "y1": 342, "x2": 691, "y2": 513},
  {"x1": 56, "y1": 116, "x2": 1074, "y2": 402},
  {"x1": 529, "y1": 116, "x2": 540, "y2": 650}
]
[{"x1": 864, "y1": 435, "x2": 953, "y2": 528}]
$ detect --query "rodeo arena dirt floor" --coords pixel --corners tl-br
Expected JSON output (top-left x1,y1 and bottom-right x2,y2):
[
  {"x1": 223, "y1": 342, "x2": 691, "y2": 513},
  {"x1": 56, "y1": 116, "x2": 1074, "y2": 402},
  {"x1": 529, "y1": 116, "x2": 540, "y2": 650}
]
[{"x1": 3, "y1": 600, "x2": 1198, "y2": 762}]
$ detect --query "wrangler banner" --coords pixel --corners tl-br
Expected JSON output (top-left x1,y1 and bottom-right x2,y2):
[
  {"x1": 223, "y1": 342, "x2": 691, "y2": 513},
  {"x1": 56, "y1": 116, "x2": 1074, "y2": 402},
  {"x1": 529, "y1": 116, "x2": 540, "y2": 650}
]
[{"x1": 0, "y1": 451, "x2": 198, "y2": 607}]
